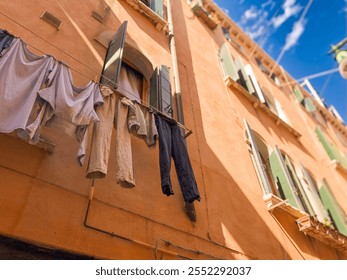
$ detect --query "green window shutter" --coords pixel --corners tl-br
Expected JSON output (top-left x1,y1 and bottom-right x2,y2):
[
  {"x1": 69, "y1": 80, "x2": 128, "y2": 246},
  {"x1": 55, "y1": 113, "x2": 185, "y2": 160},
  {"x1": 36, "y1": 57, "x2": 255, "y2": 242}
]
[
  {"x1": 283, "y1": 157, "x2": 313, "y2": 215},
  {"x1": 234, "y1": 56, "x2": 255, "y2": 94},
  {"x1": 332, "y1": 144, "x2": 347, "y2": 170},
  {"x1": 319, "y1": 180, "x2": 347, "y2": 236},
  {"x1": 293, "y1": 85, "x2": 304, "y2": 103},
  {"x1": 219, "y1": 43, "x2": 239, "y2": 82},
  {"x1": 100, "y1": 21, "x2": 128, "y2": 87},
  {"x1": 315, "y1": 127, "x2": 336, "y2": 161},
  {"x1": 269, "y1": 146, "x2": 299, "y2": 208},
  {"x1": 149, "y1": 65, "x2": 172, "y2": 118},
  {"x1": 150, "y1": 0, "x2": 164, "y2": 18},
  {"x1": 300, "y1": 166, "x2": 332, "y2": 225},
  {"x1": 303, "y1": 97, "x2": 316, "y2": 112},
  {"x1": 243, "y1": 119, "x2": 272, "y2": 195}
]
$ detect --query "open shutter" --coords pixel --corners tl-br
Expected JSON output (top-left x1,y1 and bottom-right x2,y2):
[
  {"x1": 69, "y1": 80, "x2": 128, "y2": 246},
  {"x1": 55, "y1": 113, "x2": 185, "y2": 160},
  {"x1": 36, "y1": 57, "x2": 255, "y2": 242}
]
[
  {"x1": 303, "y1": 97, "x2": 316, "y2": 112},
  {"x1": 159, "y1": 65, "x2": 172, "y2": 117},
  {"x1": 269, "y1": 146, "x2": 299, "y2": 208},
  {"x1": 300, "y1": 166, "x2": 332, "y2": 224},
  {"x1": 283, "y1": 156, "x2": 313, "y2": 215},
  {"x1": 100, "y1": 21, "x2": 127, "y2": 87},
  {"x1": 243, "y1": 119, "x2": 273, "y2": 195},
  {"x1": 150, "y1": 67, "x2": 159, "y2": 110},
  {"x1": 315, "y1": 127, "x2": 337, "y2": 161},
  {"x1": 274, "y1": 99, "x2": 290, "y2": 124},
  {"x1": 219, "y1": 43, "x2": 239, "y2": 82},
  {"x1": 319, "y1": 180, "x2": 347, "y2": 236},
  {"x1": 293, "y1": 85, "x2": 304, "y2": 103},
  {"x1": 150, "y1": 0, "x2": 164, "y2": 18},
  {"x1": 149, "y1": 65, "x2": 172, "y2": 117},
  {"x1": 244, "y1": 64, "x2": 266, "y2": 103},
  {"x1": 234, "y1": 56, "x2": 255, "y2": 94}
]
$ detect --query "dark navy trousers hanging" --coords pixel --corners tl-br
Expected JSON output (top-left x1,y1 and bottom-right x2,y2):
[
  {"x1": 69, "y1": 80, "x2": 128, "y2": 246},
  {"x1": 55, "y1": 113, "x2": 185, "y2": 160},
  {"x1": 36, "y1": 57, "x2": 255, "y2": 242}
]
[{"x1": 155, "y1": 114, "x2": 200, "y2": 203}]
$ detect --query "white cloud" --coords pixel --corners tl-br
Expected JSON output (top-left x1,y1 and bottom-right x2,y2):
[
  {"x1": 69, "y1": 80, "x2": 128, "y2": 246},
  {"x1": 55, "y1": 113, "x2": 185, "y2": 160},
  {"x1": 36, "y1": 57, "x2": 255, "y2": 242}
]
[
  {"x1": 241, "y1": 6, "x2": 259, "y2": 24},
  {"x1": 282, "y1": 20, "x2": 306, "y2": 51},
  {"x1": 271, "y1": 0, "x2": 302, "y2": 28}
]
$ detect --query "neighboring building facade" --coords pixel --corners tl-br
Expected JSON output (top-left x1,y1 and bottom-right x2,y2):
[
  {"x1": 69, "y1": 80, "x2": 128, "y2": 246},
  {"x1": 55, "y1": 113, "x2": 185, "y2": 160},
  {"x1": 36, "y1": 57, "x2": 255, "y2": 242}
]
[{"x1": 0, "y1": 0, "x2": 347, "y2": 259}]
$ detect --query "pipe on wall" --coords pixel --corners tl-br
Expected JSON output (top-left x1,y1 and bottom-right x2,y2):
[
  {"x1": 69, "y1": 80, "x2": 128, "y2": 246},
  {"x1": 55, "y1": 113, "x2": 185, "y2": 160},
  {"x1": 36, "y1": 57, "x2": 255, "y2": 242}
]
[{"x1": 167, "y1": 0, "x2": 185, "y2": 125}]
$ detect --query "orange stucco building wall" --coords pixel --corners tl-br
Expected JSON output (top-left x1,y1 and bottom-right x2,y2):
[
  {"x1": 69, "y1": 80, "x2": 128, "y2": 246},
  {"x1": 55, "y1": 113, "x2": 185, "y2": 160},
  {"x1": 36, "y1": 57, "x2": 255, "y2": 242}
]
[{"x1": 0, "y1": 0, "x2": 346, "y2": 260}]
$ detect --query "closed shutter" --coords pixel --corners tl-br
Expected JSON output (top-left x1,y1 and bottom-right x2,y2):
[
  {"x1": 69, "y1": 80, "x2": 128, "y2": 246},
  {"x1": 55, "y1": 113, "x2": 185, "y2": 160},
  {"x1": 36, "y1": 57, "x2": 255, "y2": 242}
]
[
  {"x1": 269, "y1": 146, "x2": 299, "y2": 208},
  {"x1": 234, "y1": 56, "x2": 255, "y2": 94},
  {"x1": 150, "y1": 0, "x2": 164, "y2": 18},
  {"x1": 100, "y1": 21, "x2": 127, "y2": 87},
  {"x1": 293, "y1": 85, "x2": 304, "y2": 103},
  {"x1": 149, "y1": 65, "x2": 172, "y2": 117},
  {"x1": 303, "y1": 97, "x2": 316, "y2": 112},
  {"x1": 243, "y1": 119, "x2": 272, "y2": 195},
  {"x1": 219, "y1": 43, "x2": 239, "y2": 82},
  {"x1": 319, "y1": 180, "x2": 347, "y2": 236},
  {"x1": 300, "y1": 166, "x2": 332, "y2": 224},
  {"x1": 245, "y1": 64, "x2": 266, "y2": 103}
]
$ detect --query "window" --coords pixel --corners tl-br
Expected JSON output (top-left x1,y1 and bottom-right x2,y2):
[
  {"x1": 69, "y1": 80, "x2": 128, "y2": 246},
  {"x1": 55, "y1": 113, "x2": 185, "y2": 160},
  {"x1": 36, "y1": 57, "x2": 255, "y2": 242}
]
[
  {"x1": 244, "y1": 118, "x2": 347, "y2": 244},
  {"x1": 150, "y1": 65, "x2": 173, "y2": 117},
  {"x1": 319, "y1": 179, "x2": 347, "y2": 236},
  {"x1": 268, "y1": 147, "x2": 308, "y2": 211},
  {"x1": 244, "y1": 119, "x2": 308, "y2": 215},
  {"x1": 100, "y1": 21, "x2": 172, "y2": 116},
  {"x1": 315, "y1": 126, "x2": 347, "y2": 171},
  {"x1": 292, "y1": 85, "x2": 317, "y2": 113},
  {"x1": 191, "y1": 0, "x2": 218, "y2": 30},
  {"x1": 244, "y1": 119, "x2": 278, "y2": 197},
  {"x1": 219, "y1": 43, "x2": 255, "y2": 94},
  {"x1": 122, "y1": 0, "x2": 167, "y2": 31},
  {"x1": 255, "y1": 58, "x2": 270, "y2": 75},
  {"x1": 140, "y1": 0, "x2": 164, "y2": 18}
]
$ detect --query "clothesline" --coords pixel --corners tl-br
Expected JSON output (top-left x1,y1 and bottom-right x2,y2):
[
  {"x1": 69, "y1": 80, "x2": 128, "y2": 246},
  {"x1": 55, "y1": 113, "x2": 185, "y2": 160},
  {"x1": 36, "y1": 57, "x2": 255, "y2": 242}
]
[{"x1": 0, "y1": 11, "x2": 192, "y2": 138}]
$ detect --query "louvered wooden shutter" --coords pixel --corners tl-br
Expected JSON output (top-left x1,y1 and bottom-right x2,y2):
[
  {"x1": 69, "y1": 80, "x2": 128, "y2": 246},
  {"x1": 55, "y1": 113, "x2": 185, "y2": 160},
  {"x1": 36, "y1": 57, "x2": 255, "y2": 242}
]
[
  {"x1": 100, "y1": 21, "x2": 127, "y2": 87},
  {"x1": 293, "y1": 85, "x2": 304, "y2": 103},
  {"x1": 303, "y1": 97, "x2": 316, "y2": 112},
  {"x1": 283, "y1": 156, "x2": 313, "y2": 215},
  {"x1": 219, "y1": 43, "x2": 239, "y2": 82},
  {"x1": 159, "y1": 65, "x2": 172, "y2": 117},
  {"x1": 269, "y1": 146, "x2": 300, "y2": 208},
  {"x1": 315, "y1": 127, "x2": 337, "y2": 161},
  {"x1": 319, "y1": 180, "x2": 347, "y2": 236},
  {"x1": 300, "y1": 166, "x2": 332, "y2": 224},
  {"x1": 150, "y1": 65, "x2": 173, "y2": 117},
  {"x1": 243, "y1": 119, "x2": 272, "y2": 195}
]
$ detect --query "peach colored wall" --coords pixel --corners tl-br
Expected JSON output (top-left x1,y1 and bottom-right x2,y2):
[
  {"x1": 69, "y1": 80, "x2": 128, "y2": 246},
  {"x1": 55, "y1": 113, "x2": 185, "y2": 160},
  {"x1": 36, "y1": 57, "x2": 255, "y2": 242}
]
[{"x1": 0, "y1": 0, "x2": 346, "y2": 260}]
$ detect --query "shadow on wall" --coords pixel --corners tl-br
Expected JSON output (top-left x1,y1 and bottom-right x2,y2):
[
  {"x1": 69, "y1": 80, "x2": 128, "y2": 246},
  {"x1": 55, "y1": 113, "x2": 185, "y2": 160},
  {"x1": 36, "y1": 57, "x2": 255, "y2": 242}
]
[{"x1": 172, "y1": 0, "x2": 340, "y2": 260}]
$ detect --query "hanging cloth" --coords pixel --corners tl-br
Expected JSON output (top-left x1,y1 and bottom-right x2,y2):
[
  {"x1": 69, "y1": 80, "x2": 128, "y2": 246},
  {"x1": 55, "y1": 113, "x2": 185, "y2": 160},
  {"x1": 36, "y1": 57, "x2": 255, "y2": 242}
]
[
  {"x1": 21, "y1": 62, "x2": 104, "y2": 165},
  {"x1": 154, "y1": 114, "x2": 200, "y2": 203},
  {"x1": 0, "y1": 29, "x2": 14, "y2": 54},
  {"x1": 0, "y1": 38, "x2": 55, "y2": 134}
]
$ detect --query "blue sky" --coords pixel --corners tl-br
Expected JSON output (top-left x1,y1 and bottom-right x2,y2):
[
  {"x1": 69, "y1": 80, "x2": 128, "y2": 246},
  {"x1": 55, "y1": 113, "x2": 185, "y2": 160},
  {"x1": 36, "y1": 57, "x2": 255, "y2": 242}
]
[{"x1": 214, "y1": 0, "x2": 347, "y2": 123}]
